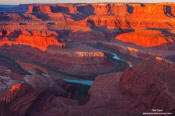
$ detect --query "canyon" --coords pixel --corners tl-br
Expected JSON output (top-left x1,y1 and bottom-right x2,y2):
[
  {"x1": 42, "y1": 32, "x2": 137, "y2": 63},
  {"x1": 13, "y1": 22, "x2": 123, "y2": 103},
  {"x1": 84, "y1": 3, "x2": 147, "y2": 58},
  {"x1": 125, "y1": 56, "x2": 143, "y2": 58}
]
[{"x1": 0, "y1": 2, "x2": 174, "y2": 116}]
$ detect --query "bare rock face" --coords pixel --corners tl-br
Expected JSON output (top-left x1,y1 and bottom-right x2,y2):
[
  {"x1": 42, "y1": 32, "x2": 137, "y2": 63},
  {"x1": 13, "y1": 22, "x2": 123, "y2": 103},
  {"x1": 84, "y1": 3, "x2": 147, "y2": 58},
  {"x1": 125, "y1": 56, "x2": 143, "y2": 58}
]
[
  {"x1": 0, "y1": 42, "x2": 117, "y2": 77},
  {"x1": 85, "y1": 72, "x2": 139, "y2": 116},
  {"x1": 120, "y1": 59, "x2": 175, "y2": 112},
  {"x1": 73, "y1": 60, "x2": 175, "y2": 115},
  {"x1": 0, "y1": 65, "x2": 78, "y2": 116},
  {"x1": 0, "y1": 59, "x2": 175, "y2": 116},
  {"x1": 0, "y1": 64, "x2": 26, "y2": 93},
  {"x1": 0, "y1": 36, "x2": 65, "y2": 51},
  {"x1": 26, "y1": 4, "x2": 78, "y2": 14},
  {"x1": 63, "y1": 72, "x2": 139, "y2": 116},
  {"x1": 88, "y1": 72, "x2": 124, "y2": 105},
  {"x1": 116, "y1": 30, "x2": 174, "y2": 47},
  {"x1": 2, "y1": 3, "x2": 175, "y2": 48},
  {"x1": 2, "y1": 3, "x2": 175, "y2": 28},
  {"x1": 69, "y1": 31, "x2": 106, "y2": 42},
  {"x1": 0, "y1": 27, "x2": 117, "y2": 77},
  {"x1": 26, "y1": 94, "x2": 79, "y2": 116},
  {"x1": 0, "y1": 83, "x2": 46, "y2": 116},
  {"x1": 27, "y1": 5, "x2": 52, "y2": 14},
  {"x1": 89, "y1": 3, "x2": 175, "y2": 29}
]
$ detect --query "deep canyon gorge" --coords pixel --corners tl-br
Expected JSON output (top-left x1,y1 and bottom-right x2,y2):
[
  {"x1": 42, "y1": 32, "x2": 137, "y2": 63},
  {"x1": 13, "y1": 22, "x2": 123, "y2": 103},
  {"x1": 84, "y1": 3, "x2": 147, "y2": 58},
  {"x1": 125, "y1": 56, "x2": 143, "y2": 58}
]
[{"x1": 0, "y1": 2, "x2": 174, "y2": 116}]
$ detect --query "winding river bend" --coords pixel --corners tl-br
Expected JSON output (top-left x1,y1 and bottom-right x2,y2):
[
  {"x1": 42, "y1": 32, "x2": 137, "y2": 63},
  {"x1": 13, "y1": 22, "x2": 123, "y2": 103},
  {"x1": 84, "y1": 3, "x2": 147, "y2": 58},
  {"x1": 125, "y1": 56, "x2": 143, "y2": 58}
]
[
  {"x1": 64, "y1": 52, "x2": 131, "y2": 86},
  {"x1": 112, "y1": 53, "x2": 133, "y2": 67}
]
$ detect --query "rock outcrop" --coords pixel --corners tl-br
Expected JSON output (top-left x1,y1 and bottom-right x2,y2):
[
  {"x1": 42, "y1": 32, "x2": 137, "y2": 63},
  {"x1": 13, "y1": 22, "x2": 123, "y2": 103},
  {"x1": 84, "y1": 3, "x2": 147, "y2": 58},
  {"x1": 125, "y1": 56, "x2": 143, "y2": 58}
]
[
  {"x1": 1, "y1": 3, "x2": 175, "y2": 48},
  {"x1": 0, "y1": 58, "x2": 174, "y2": 115},
  {"x1": 0, "y1": 36, "x2": 66, "y2": 51},
  {"x1": 0, "y1": 65, "x2": 78, "y2": 116},
  {"x1": 69, "y1": 31, "x2": 106, "y2": 42},
  {"x1": 89, "y1": 3, "x2": 175, "y2": 29},
  {"x1": 0, "y1": 83, "x2": 46, "y2": 116},
  {"x1": 1, "y1": 3, "x2": 175, "y2": 49},
  {"x1": 120, "y1": 59, "x2": 175, "y2": 112},
  {"x1": 116, "y1": 30, "x2": 174, "y2": 47},
  {"x1": 1, "y1": 3, "x2": 175, "y2": 28},
  {"x1": 0, "y1": 43, "x2": 117, "y2": 77},
  {"x1": 27, "y1": 5, "x2": 52, "y2": 14},
  {"x1": 81, "y1": 72, "x2": 139, "y2": 116},
  {"x1": 0, "y1": 28, "x2": 118, "y2": 77},
  {"x1": 68, "y1": 59, "x2": 175, "y2": 115}
]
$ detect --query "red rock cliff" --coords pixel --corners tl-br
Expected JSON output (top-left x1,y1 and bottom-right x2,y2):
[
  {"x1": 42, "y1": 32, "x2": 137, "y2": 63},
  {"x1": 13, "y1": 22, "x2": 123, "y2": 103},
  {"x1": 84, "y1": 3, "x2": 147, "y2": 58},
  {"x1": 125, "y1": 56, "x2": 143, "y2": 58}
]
[
  {"x1": 120, "y1": 59, "x2": 175, "y2": 111},
  {"x1": 0, "y1": 36, "x2": 66, "y2": 51},
  {"x1": 116, "y1": 30, "x2": 174, "y2": 47}
]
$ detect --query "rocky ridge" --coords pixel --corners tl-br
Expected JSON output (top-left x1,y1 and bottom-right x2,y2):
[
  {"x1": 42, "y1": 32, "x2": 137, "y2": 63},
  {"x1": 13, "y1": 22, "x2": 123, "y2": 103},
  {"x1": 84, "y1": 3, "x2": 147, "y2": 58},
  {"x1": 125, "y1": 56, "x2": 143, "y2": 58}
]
[{"x1": 0, "y1": 59, "x2": 174, "y2": 115}]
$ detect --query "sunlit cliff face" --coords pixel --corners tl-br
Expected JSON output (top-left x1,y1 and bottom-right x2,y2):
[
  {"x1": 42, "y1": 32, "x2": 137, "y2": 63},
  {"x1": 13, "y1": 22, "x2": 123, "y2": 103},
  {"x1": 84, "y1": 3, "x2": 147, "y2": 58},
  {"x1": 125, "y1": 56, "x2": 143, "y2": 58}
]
[
  {"x1": 0, "y1": 29, "x2": 66, "y2": 51},
  {"x1": 155, "y1": 56, "x2": 164, "y2": 61},
  {"x1": 21, "y1": 3, "x2": 175, "y2": 48},
  {"x1": 1, "y1": 3, "x2": 175, "y2": 48},
  {"x1": 127, "y1": 47, "x2": 138, "y2": 52},
  {"x1": 116, "y1": 30, "x2": 174, "y2": 47},
  {"x1": 9, "y1": 83, "x2": 21, "y2": 92},
  {"x1": 0, "y1": 36, "x2": 66, "y2": 51},
  {"x1": 76, "y1": 52, "x2": 105, "y2": 57}
]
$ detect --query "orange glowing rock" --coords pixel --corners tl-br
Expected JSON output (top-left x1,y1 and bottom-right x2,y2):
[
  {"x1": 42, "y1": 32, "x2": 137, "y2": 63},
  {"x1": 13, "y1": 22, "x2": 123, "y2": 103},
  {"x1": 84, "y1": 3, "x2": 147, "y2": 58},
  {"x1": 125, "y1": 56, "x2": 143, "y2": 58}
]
[
  {"x1": 155, "y1": 57, "x2": 164, "y2": 61},
  {"x1": 73, "y1": 3, "x2": 175, "y2": 29},
  {"x1": 0, "y1": 35, "x2": 66, "y2": 51},
  {"x1": 9, "y1": 83, "x2": 22, "y2": 92},
  {"x1": 116, "y1": 30, "x2": 174, "y2": 47},
  {"x1": 26, "y1": 4, "x2": 78, "y2": 14},
  {"x1": 76, "y1": 52, "x2": 105, "y2": 57},
  {"x1": 58, "y1": 4, "x2": 78, "y2": 14},
  {"x1": 127, "y1": 47, "x2": 138, "y2": 52},
  {"x1": 26, "y1": 5, "x2": 52, "y2": 14}
]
